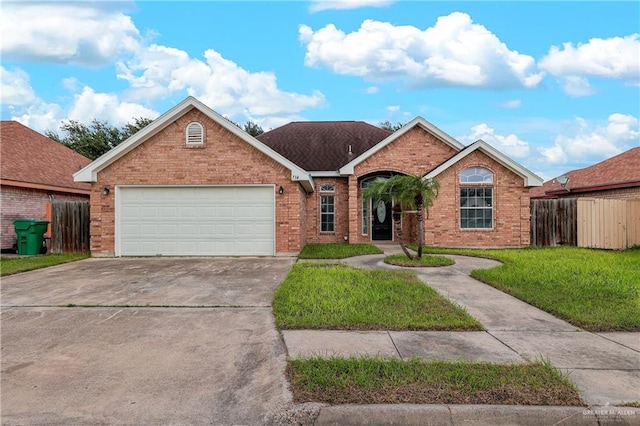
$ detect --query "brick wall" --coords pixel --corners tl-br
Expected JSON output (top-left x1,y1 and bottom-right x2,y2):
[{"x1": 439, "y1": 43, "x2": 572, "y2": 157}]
[
  {"x1": 426, "y1": 151, "x2": 530, "y2": 247},
  {"x1": 92, "y1": 108, "x2": 303, "y2": 256},
  {"x1": 305, "y1": 178, "x2": 350, "y2": 244},
  {"x1": 344, "y1": 127, "x2": 531, "y2": 247},
  {"x1": 351, "y1": 126, "x2": 458, "y2": 244},
  {"x1": 1, "y1": 185, "x2": 88, "y2": 249}
]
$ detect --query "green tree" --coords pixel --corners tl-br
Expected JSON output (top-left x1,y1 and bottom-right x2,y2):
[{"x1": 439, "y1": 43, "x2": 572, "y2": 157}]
[
  {"x1": 46, "y1": 117, "x2": 153, "y2": 160},
  {"x1": 243, "y1": 120, "x2": 264, "y2": 137},
  {"x1": 362, "y1": 175, "x2": 439, "y2": 259},
  {"x1": 378, "y1": 121, "x2": 404, "y2": 132}
]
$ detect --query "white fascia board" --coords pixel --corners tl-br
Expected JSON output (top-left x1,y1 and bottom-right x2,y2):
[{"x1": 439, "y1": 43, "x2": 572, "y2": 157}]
[
  {"x1": 74, "y1": 96, "x2": 314, "y2": 192},
  {"x1": 309, "y1": 171, "x2": 342, "y2": 177},
  {"x1": 338, "y1": 116, "x2": 465, "y2": 175},
  {"x1": 425, "y1": 140, "x2": 543, "y2": 187}
]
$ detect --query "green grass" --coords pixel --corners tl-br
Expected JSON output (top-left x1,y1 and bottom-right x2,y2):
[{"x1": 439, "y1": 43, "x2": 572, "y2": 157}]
[
  {"x1": 287, "y1": 357, "x2": 584, "y2": 406},
  {"x1": 272, "y1": 263, "x2": 481, "y2": 330},
  {"x1": 0, "y1": 253, "x2": 90, "y2": 276},
  {"x1": 384, "y1": 253, "x2": 455, "y2": 267},
  {"x1": 298, "y1": 243, "x2": 383, "y2": 259},
  {"x1": 420, "y1": 246, "x2": 640, "y2": 331}
]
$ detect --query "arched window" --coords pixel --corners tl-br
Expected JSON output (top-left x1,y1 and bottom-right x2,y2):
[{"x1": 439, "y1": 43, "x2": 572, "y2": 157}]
[
  {"x1": 459, "y1": 167, "x2": 493, "y2": 229},
  {"x1": 460, "y1": 167, "x2": 493, "y2": 183},
  {"x1": 185, "y1": 122, "x2": 204, "y2": 145}
]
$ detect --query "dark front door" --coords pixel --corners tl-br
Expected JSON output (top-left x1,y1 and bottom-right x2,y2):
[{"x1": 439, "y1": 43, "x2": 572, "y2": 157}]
[{"x1": 371, "y1": 199, "x2": 392, "y2": 241}]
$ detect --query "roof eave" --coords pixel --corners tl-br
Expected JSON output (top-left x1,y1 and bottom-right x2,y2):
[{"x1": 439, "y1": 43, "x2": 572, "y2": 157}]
[
  {"x1": 309, "y1": 171, "x2": 342, "y2": 177},
  {"x1": 0, "y1": 179, "x2": 91, "y2": 196},
  {"x1": 546, "y1": 180, "x2": 640, "y2": 195}
]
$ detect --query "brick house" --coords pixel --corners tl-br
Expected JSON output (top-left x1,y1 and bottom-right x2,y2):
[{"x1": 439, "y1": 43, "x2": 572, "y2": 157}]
[
  {"x1": 74, "y1": 96, "x2": 542, "y2": 257},
  {"x1": 1, "y1": 121, "x2": 92, "y2": 251},
  {"x1": 530, "y1": 147, "x2": 640, "y2": 200}
]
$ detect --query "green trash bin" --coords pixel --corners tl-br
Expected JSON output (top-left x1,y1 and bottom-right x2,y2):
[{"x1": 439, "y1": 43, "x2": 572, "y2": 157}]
[{"x1": 14, "y1": 219, "x2": 49, "y2": 256}]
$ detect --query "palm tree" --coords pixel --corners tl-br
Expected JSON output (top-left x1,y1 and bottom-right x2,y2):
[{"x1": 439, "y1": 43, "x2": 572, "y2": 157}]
[{"x1": 362, "y1": 175, "x2": 439, "y2": 259}]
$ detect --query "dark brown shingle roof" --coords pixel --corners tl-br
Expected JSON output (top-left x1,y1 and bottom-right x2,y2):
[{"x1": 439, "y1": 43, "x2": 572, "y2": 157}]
[
  {"x1": 257, "y1": 121, "x2": 391, "y2": 171},
  {"x1": 530, "y1": 147, "x2": 640, "y2": 198},
  {"x1": 1, "y1": 121, "x2": 92, "y2": 192}
]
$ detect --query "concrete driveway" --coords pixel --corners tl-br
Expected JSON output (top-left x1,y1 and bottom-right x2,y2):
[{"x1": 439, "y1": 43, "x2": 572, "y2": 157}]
[{"x1": 1, "y1": 257, "x2": 296, "y2": 425}]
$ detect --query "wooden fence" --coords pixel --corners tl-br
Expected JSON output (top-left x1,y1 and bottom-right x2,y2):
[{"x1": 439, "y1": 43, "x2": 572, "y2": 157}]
[
  {"x1": 577, "y1": 198, "x2": 640, "y2": 249},
  {"x1": 530, "y1": 199, "x2": 577, "y2": 247},
  {"x1": 531, "y1": 198, "x2": 640, "y2": 249},
  {"x1": 50, "y1": 201, "x2": 90, "y2": 253}
]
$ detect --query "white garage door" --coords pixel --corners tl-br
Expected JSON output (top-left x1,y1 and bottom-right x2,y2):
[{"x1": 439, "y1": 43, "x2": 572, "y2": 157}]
[{"x1": 118, "y1": 186, "x2": 275, "y2": 256}]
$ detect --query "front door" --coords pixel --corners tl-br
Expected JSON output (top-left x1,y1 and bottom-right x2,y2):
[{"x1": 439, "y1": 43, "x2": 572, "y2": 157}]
[{"x1": 371, "y1": 199, "x2": 392, "y2": 241}]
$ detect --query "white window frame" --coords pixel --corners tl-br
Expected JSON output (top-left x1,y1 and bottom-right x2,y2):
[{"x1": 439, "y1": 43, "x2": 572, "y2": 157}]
[
  {"x1": 459, "y1": 167, "x2": 494, "y2": 230},
  {"x1": 319, "y1": 184, "x2": 335, "y2": 233},
  {"x1": 186, "y1": 122, "x2": 204, "y2": 146}
]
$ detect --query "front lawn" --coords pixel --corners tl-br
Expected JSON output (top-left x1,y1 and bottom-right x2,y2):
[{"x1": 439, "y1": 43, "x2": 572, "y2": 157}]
[
  {"x1": 423, "y1": 246, "x2": 640, "y2": 331},
  {"x1": 0, "y1": 253, "x2": 90, "y2": 276},
  {"x1": 298, "y1": 243, "x2": 383, "y2": 259},
  {"x1": 272, "y1": 263, "x2": 481, "y2": 330},
  {"x1": 288, "y1": 357, "x2": 584, "y2": 406},
  {"x1": 384, "y1": 253, "x2": 454, "y2": 267}
]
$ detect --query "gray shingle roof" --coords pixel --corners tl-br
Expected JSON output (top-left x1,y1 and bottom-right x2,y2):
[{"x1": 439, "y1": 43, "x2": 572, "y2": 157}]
[{"x1": 256, "y1": 121, "x2": 391, "y2": 171}]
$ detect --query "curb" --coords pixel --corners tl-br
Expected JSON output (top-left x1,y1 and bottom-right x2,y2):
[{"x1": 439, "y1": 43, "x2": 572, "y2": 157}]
[{"x1": 314, "y1": 404, "x2": 640, "y2": 425}]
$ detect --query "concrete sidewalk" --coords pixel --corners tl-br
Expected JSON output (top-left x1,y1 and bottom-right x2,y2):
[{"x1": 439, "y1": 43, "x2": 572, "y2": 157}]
[{"x1": 285, "y1": 245, "x2": 640, "y2": 422}]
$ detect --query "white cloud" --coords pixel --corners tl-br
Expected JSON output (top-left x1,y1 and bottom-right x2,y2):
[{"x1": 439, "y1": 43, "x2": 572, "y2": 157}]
[
  {"x1": 299, "y1": 13, "x2": 543, "y2": 89},
  {"x1": 558, "y1": 76, "x2": 595, "y2": 97},
  {"x1": 117, "y1": 44, "x2": 325, "y2": 121},
  {"x1": 309, "y1": 0, "x2": 394, "y2": 13},
  {"x1": 540, "y1": 114, "x2": 639, "y2": 165},
  {"x1": 539, "y1": 34, "x2": 640, "y2": 95},
  {"x1": 386, "y1": 105, "x2": 400, "y2": 113},
  {"x1": 460, "y1": 123, "x2": 530, "y2": 158},
  {"x1": 11, "y1": 102, "x2": 64, "y2": 134},
  {"x1": 540, "y1": 34, "x2": 640, "y2": 79},
  {"x1": 365, "y1": 86, "x2": 379, "y2": 94},
  {"x1": 499, "y1": 99, "x2": 521, "y2": 109},
  {"x1": 0, "y1": 66, "x2": 37, "y2": 106},
  {"x1": 3, "y1": 69, "x2": 159, "y2": 133},
  {"x1": 539, "y1": 145, "x2": 567, "y2": 166},
  {"x1": 67, "y1": 87, "x2": 159, "y2": 127},
  {"x1": 0, "y1": 3, "x2": 140, "y2": 66}
]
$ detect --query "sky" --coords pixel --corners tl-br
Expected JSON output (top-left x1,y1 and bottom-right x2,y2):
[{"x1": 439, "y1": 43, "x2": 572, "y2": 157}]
[{"x1": 1, "y1": 0, "x2": 639, "y2": 181}]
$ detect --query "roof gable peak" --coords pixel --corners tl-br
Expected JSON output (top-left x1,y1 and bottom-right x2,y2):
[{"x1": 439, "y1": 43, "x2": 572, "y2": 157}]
[{"x1": 73, "y1": 96, "x2": 314, "y2": 192}]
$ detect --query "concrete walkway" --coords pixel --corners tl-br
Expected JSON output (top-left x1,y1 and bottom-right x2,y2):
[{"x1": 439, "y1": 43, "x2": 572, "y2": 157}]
[{"x1": 284, "y1": 245, "x2": 640, "y2": 411}]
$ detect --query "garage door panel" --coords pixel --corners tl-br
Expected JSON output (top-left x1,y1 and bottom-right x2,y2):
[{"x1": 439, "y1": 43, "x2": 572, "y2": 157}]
[
  {"x1": 198, "y1": 207, "x2": 215, "y2": 218},
  {"x1": 142, "y1": 224, "x2": 159, "y2": 234},
  {"x1": 121, "y1": 206, "x2": 140, "y2": 219},
  {"x1": 160, "y1": 207, "x2": 178, "y2": 218},
  {"x1": 179, "y1": 224, "x2": 198, "y2": 236},
  {"x1": 217, "y1": 207, "x2": 234, "y2": 219},
  {"x1": 199, "y1": 224, "x2": 215, "y2": 236},
  {"x1": 179, "y1": 207, "x2": 197, "y2": 218},
  {"x1": 118, "y1": 186, "x2": 274, "y2": 256}
]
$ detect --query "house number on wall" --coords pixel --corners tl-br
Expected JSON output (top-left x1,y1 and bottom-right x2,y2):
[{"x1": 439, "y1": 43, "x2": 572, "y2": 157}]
[{"x1": 376, "y1": 200, "x2": 386, "y2": 223}]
